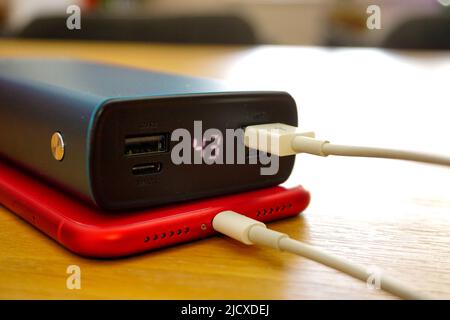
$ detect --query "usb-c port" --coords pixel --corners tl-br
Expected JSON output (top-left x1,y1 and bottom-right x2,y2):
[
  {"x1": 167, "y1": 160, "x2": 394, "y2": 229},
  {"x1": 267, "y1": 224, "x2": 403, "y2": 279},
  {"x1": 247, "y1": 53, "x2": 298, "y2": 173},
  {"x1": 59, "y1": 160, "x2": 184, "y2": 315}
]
[{"x1": 132, "y1": 162, "x2": 162, "y2": 175}]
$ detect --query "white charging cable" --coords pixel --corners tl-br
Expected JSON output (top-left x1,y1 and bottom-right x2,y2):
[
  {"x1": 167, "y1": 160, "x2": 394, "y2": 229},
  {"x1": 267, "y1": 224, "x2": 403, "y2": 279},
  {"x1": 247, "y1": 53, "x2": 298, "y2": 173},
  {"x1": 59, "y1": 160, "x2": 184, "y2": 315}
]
[
  {"x1": 239, "y1": 123, "x2": 449, "y2": 298},
  {"x1": 244, "y1": 123, "x2": 450, "y2": 166},
  {"x1": 212, "y1": 210, "x2": 431, "y2": 300}
]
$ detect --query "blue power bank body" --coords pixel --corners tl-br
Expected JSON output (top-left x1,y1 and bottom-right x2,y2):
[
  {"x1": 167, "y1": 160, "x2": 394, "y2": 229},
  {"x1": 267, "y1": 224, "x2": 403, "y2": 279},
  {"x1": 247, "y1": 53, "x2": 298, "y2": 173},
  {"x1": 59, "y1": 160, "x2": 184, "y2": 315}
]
[{"x1": 0, "y1": 59, "x2": 297, "y2": 210}]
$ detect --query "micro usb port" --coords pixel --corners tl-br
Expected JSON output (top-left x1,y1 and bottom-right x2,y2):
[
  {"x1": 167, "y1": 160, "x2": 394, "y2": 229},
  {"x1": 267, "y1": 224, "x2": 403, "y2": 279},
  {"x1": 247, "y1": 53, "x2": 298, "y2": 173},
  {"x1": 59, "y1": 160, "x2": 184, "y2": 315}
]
[
  {"x1": 132, "y1": 162, "x2": 162, "y2": 175},
  {"x1": 124, "y1": 134, "x2": 168, "y2": 156}
]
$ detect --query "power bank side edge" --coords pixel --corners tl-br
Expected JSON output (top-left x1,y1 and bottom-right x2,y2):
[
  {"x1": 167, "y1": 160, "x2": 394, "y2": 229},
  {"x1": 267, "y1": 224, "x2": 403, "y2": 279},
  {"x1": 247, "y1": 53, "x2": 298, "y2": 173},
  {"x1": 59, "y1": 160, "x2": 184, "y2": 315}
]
[{"x1": 0, "y1": 161, "x2": 310, "y2": 258}]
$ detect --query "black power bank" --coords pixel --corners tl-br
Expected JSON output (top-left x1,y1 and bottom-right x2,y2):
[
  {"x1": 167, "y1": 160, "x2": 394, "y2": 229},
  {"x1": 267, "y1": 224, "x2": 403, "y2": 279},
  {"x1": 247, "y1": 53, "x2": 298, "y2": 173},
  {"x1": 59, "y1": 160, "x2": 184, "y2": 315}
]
[{"x1": 0, "y1": 59, "x2": 297, "y2": 210}]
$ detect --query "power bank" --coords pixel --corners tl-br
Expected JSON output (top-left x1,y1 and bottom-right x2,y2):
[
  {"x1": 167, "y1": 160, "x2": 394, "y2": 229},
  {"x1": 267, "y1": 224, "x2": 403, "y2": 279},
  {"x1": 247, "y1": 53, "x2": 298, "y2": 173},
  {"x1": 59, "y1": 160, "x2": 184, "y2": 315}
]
[
  {"x1": 0, "y1": 160, "x2": 310, "y2": 258},
  {"x1": 0, "y1": 59, "x2": 298, "y2": 210}
]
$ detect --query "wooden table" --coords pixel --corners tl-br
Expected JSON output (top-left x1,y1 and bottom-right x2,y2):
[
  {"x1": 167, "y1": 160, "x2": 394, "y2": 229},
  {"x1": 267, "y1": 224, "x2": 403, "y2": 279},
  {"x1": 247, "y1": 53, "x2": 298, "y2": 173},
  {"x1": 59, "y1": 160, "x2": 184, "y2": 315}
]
[{"x1": 1, "y1": 40, "x2": 450, "y2": 299}]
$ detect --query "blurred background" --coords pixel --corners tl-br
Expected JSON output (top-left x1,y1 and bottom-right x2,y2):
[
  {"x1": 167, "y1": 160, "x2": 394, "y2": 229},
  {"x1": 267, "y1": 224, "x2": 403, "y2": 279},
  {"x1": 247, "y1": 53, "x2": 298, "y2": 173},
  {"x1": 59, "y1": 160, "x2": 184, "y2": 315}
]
[{"x1": 0, "y1": 0, "x2": 448, "y2": 49}]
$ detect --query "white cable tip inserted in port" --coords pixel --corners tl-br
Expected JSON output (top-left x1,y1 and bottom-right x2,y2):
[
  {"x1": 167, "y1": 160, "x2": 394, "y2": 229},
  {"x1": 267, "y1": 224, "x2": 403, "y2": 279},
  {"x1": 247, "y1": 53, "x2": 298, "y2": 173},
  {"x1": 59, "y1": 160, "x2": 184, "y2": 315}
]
[{"x1": 244, "y1": 123, "x2": 315, "y2": 156}]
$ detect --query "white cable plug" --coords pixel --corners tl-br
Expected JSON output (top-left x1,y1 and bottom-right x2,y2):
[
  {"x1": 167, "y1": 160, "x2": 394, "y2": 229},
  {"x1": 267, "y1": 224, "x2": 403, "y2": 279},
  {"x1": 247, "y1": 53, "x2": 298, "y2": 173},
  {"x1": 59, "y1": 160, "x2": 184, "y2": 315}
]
[
  {"x1": 244, "y1": 123, "x2": 450, "y2": 166},
  {"x1": 213, "y1": 210, "x2": 432, "y2": 300}
]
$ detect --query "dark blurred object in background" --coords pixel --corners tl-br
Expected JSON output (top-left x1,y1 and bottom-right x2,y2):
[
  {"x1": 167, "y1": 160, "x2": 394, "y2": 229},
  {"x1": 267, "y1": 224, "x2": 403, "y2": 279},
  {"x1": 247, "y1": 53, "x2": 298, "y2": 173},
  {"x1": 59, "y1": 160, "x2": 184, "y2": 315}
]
[
  {"x1": 324, "y1": 0, "x2": 450, "y2": 50},
  {"x1": 1, "y1": 0, "x2": 449, "y2": 49},
  {"x1": 16, "y1": 14, "x2": 258, "y2": 45},
  {"x1": 383, "y1": 13, "x2": 450, "y2": 50},
  {"x1": 0, "y1": 0, "x2": 8, "y2": 36}
]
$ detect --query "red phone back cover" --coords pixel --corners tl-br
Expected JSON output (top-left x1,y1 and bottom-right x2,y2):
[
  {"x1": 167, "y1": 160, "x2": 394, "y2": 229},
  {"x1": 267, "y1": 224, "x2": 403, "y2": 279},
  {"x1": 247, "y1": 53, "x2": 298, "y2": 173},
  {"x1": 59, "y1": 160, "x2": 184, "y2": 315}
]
[{"x1": 0, "y1": 161, "x2": 310, "y2": 258}]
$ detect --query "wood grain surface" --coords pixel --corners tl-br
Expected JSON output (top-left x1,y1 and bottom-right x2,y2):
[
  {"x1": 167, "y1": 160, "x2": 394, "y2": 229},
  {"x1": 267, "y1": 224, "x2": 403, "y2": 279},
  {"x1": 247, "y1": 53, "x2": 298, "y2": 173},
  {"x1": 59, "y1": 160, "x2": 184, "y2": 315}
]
[{"x1": 1, "y1": 40, "x2": 450, "y2": 299}]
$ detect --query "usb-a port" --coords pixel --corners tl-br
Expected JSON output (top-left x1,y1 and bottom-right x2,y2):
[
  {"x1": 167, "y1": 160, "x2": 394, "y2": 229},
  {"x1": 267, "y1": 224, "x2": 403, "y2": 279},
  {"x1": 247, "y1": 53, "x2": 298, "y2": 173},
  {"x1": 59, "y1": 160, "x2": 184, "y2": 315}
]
[{"x1": 124, "y1": 134, "x2": 168, "y2": 156}]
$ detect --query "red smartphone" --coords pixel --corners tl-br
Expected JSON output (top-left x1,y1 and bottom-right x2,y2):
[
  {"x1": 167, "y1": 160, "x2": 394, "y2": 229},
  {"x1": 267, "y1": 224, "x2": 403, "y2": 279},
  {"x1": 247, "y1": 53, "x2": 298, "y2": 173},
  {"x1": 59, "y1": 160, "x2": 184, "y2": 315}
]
[{"x1": 0, "y1": 161, "x2": 310, "y2": 258}]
